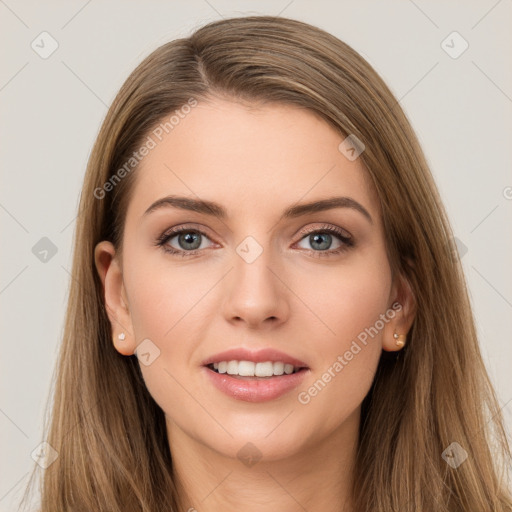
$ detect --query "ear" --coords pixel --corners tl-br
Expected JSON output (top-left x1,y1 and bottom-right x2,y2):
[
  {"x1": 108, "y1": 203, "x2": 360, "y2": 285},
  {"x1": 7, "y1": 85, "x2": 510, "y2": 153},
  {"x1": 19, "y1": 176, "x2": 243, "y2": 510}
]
[
  {"x1": 382, "y1": 269, "x2": 416, "y2": 352},
  {"x1": 94, "y1": 241, "x2": 135, "y2": 356}
]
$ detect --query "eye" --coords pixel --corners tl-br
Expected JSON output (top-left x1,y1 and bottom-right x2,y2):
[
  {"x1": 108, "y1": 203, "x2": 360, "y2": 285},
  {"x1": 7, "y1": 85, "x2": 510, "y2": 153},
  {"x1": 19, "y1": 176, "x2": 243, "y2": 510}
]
[
  {"x1": 294, "y1": 224, "x2": 354, "y2": 257},
  {"x1": 155, "y1": 225, "x2": 215, "y2": 257},
  {"x1": 155, "y1": 223, "x2": 354, "y2": 258}
]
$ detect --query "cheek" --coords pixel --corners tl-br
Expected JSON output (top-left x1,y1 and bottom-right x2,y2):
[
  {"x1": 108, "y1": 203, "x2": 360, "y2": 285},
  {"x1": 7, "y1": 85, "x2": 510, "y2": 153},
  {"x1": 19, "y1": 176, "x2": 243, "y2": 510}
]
[
  {"x1": 123, "y1": 248, "x2": 213, "y2": 340},
  {"x1": 291, "y1": 251, "x2": 391, "y2": 411},
  {"x1": 121, "y1": 251, "x2": 212, "y2": 422},
  {"x1": 121, "y1": 248, "x2": 218, "y2": 400},
  {"x1": 291, "y1": 248, "x2": 392, "y2": 349}
]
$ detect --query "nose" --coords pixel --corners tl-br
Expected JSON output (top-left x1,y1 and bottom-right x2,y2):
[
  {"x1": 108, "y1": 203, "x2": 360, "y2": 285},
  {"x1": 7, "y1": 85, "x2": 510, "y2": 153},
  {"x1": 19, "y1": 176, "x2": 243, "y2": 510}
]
[{"x1": 221, "y1": 246, "x2": 290, "y2": 330}]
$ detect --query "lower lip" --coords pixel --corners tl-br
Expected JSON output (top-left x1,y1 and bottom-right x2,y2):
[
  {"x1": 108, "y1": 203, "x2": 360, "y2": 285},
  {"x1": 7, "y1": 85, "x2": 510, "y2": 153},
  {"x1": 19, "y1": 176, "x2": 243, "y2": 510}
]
[{"x1": 203, "y1": 366, "x2": 310, "y2": 403}]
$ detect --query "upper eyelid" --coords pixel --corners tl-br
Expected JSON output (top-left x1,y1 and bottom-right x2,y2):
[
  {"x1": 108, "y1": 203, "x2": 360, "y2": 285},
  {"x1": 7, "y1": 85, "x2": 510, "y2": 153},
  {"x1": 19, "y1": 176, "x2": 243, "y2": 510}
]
[
  {"x1": 298, "y1": 223, "x2": 352, "y2": 238},
  {"x1": 159, "y1": 222, "x2": 212, "y2": 236}
]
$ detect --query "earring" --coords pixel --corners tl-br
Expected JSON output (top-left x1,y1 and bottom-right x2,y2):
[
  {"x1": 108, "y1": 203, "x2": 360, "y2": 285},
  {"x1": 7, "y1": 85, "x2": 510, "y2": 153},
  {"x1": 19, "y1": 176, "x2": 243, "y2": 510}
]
[
  {"x1": 118, "y1": 332, "x2": 126, "y2": 341},
  {"x1": 393, "y1": 332, "x2": 406, "y2": 347}
]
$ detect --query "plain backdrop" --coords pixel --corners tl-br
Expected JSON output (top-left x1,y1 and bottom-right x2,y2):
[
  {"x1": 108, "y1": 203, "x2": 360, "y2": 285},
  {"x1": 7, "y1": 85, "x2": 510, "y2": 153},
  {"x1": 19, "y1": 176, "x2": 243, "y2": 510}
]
[{"x1": 1, "y1": 1, "x2": 511, "y2": 510}]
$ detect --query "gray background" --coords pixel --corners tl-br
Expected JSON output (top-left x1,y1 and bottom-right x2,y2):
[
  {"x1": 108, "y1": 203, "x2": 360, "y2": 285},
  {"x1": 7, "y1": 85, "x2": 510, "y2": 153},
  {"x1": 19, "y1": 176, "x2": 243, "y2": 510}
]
[{"x1": 1, "y1": 1, "x2": 511, "y2": 510}]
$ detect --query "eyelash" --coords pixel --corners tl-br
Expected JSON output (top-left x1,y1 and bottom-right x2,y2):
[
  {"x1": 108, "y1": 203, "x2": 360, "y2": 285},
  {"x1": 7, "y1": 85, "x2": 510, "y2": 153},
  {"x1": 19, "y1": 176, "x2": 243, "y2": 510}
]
[{"x1": 155, "y1": 223, "x2": 354, "y2": 258}]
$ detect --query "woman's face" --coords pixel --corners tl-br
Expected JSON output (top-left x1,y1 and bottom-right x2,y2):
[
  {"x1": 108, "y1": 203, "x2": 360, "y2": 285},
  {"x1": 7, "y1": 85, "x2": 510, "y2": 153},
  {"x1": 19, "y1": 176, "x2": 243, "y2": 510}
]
[{"x1": 96, "y1": 97, "x2": 412, "y2": 462}]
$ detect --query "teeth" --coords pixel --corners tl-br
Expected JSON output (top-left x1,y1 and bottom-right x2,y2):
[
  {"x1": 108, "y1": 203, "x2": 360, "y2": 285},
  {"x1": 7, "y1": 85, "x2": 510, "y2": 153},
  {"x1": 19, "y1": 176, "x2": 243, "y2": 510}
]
[
  {"x1": 255, "y1": 362, "x2": 274, "y2": 377},
  {"x1": 211, "y1": 360, "x2": 301, "y2": 377},
  {"x1": 273, "y1": 361, "x2": 284, "y2": 375}
]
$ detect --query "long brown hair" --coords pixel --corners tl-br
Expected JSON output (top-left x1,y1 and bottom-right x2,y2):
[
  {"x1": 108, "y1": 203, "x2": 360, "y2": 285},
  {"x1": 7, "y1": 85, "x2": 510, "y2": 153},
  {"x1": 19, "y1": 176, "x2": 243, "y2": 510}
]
[{"x1": 21, "y1": 15, "x2": 511, "y2": 511}]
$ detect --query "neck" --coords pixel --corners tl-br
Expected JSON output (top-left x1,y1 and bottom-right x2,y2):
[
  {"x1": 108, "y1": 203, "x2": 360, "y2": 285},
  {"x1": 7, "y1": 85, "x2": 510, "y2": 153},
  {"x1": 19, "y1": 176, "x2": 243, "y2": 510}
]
[{"x1": 166, "y1": 408, "x2": 360, "y2": 512}]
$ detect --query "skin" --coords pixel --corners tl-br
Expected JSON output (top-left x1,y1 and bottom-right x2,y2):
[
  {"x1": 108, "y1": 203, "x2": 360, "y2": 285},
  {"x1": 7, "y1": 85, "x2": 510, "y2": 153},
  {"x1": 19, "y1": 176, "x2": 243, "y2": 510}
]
[{"x1": 95, "y1": 96, "x2": 415, "y2": 511}]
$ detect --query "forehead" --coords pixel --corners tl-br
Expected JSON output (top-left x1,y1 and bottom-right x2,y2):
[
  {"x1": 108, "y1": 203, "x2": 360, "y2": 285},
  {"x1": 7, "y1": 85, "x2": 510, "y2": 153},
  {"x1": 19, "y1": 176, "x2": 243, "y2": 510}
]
[{"x1": 125, "y1": 98, "x2": 380, "y2": 225}]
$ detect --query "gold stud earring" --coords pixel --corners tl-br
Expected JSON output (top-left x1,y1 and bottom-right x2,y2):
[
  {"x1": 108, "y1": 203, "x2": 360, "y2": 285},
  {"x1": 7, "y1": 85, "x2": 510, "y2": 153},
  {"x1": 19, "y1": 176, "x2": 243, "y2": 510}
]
[
  {"x1": 118, "y1": 332, "x2": 126, "y2": 341},
  {"x1": 393, "y1": 332, "x2": 406, "y2": 347}
]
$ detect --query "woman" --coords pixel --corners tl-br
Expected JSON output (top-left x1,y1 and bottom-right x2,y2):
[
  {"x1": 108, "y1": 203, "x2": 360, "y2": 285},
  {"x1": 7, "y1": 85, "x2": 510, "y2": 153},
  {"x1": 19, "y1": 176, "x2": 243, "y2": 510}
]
[{"x1": 22, "y1": 15, "x2": 512, "y2": 512}]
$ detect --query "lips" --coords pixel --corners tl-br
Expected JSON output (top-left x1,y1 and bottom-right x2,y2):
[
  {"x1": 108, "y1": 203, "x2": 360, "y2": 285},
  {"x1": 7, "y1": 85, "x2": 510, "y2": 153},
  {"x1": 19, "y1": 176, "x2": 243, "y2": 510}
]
[
  {"x1": 201, "y1": 347, "x2": 309, "y2": 369},
  {"x1": 201, "y1": 348, "x2": 310, "y2": 402},
  {"x1": 203, "y1": 364, "x2": 310, "y2": 402}
]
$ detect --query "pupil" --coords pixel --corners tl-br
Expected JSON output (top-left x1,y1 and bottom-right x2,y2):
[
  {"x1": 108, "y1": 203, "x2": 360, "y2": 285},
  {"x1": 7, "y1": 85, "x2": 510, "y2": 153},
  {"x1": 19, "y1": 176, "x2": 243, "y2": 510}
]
[
  {"x1": 311, "y1": 233, "x2": 331, "y2": 250},
  {"x1": 180, "y1": 232, "x2": 201, "y2": 250}
]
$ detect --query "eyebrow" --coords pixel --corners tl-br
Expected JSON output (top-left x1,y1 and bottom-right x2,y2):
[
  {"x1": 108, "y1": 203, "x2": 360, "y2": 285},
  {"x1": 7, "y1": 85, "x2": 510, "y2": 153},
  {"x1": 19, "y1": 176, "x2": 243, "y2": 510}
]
[{"x1": 143, "y1": 195, "x2": 373, "y2": 224}]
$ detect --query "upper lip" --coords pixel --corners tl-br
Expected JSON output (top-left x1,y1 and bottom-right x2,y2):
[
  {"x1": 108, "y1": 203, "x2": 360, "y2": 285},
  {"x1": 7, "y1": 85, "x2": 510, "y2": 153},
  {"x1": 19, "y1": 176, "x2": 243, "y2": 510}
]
[{"x1": 202, "y1": 348, "x2": 309, "y2": 368}]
